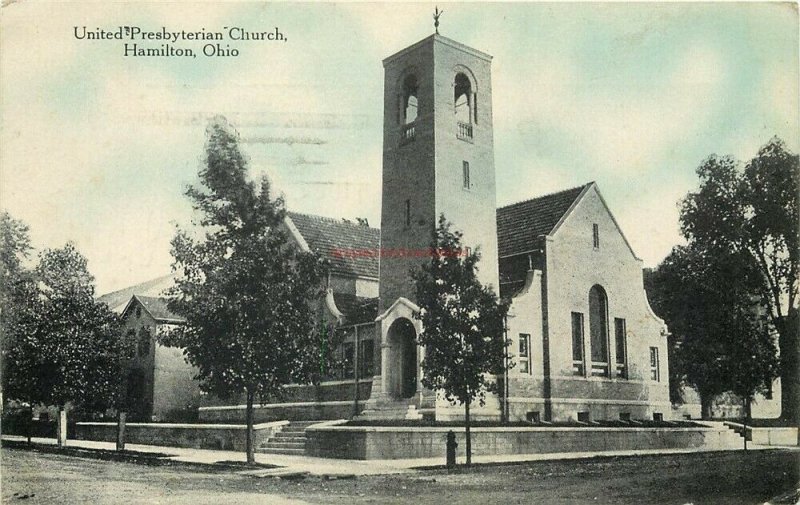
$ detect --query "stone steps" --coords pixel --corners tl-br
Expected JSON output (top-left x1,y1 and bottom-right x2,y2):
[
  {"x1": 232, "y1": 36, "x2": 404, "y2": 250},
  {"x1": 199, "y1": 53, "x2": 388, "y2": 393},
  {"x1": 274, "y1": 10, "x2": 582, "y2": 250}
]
[{"x1": 258, "y1": 420, "x2": 323, "y2": 456}]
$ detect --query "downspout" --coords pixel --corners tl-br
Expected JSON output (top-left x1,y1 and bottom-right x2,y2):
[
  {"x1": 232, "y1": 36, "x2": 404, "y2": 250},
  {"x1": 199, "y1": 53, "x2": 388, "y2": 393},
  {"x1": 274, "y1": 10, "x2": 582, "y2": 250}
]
[
  {"x1": 539, "y1": 240, "x2": 553, "y2": 421},
  {"x1": 352, "y1": 324, "x2": 360, "y2": 418}
]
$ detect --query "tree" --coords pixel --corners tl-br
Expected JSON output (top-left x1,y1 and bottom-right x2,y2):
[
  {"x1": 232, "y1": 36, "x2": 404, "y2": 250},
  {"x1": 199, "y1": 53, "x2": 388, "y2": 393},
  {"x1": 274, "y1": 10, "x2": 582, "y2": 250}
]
[
  {"x1": 1, "y1": 212, "x2": 39, "y2": 441},
  {"x1": 4, "y1": 243, "x2": 128, "y2": 446},
  {"x1": 412, "y1": 215, "x2": 510, "y2": 466},
  {"x1": 164, "y1": 117, "x2": 330, "y2": 464},
  {"x1": 680, "y1": 139, "x2": 798, "y2": 421},
  {"x1": 647, "y1": 244, "x2": 778, "y2": 418}
]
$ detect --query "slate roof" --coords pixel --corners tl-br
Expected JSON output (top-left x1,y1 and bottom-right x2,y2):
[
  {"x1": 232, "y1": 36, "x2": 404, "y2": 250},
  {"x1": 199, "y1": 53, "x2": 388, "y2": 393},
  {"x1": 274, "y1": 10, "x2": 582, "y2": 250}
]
[
  {"x1": 287, "y1": 212, "x2": 380, "y2": 278},
  {"x1": 132, "y1": 295, "x2": 185, "y2": 323},
  {"x1": 98, "y1": 273, "x2": 177, "y2": 312},
  {"x1": 496, "y1": 183, "x2": 591, "y2": 258}
]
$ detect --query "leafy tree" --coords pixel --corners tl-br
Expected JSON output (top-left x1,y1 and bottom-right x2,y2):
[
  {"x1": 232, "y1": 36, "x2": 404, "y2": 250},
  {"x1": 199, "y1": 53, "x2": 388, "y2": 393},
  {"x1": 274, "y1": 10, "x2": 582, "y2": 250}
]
[
  {"x1": 647, "y1": 245, "x2": 778, "y2": 418},
  {"x1": 164, "y1": 117, "x2": 330, "y2": 464},
  {"x1": 412, "y1": 215, "x2": 509, "y2": 466},
  {"x1": 4, "y1": 243, "x2": 128, "y2": 445},
  {"x1": 680, "y1": 139, "x2": 798, "y2": 421},
  {"x1": 1, "y1": 212, "x2": 39, "y2": 440}
]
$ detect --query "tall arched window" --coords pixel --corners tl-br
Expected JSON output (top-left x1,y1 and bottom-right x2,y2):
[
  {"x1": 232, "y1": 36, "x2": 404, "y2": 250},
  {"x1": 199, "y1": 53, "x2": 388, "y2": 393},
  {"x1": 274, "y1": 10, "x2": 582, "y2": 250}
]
[
  {"x1": 454, "y1": 73, "x2": 472, "y2": 123},
  {"x1": 138, "y1": 327, "x2": 151, "y2": 357},
  {"x1": 402, "y1": 74, "x2": 418, "y2": 124},
  {"x1": 589, "y1": 285, "x2": 609, "y2": 376}
]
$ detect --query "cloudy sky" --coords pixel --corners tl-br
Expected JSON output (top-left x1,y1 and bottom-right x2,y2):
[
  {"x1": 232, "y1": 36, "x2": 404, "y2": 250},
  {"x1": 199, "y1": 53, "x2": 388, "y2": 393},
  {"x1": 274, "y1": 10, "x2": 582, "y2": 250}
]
[{"x1": 2, "y1": 2, "x2": 798, "y2": 295}]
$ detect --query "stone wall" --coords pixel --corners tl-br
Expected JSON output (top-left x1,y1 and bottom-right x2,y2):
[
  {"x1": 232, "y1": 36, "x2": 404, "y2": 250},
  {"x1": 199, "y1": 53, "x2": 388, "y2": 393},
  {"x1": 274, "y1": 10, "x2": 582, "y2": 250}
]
[
  {"x1": 305, "y1": 424, "x2": 740, "y2": 460},
  {"x1": 75, "y1": 421, "x2": 287, "y2": 451}
]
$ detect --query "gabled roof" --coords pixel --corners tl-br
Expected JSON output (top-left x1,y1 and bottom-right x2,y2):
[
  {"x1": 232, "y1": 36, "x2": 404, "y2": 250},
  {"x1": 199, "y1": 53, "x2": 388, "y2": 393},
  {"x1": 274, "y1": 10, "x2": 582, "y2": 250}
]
[
  {"x1": 496, "y1": 183, "x2": 592, "y2": 258},
  {"x1": 122, "y1": 295, "x2": 185, "y2": 324},
  {"x1": 286, "y1": 212, "x2": 380, "y2": 279},
  {"x1": 98, "y1": 273, "x2": 177, "y2": 312}
]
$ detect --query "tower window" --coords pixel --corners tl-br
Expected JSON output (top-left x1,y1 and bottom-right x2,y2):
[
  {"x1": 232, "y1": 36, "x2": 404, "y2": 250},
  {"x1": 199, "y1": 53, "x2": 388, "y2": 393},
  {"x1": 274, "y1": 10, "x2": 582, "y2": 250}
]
[
  {"x1": 593, "y1": 223, "x2": 600, "y2": 249},
  {"x1": 405, "y1": 199, "x2": 411, "y2": 227},
  {"x1": 402, "y1": 74, "x2": 418, "y2": 125},
  {"x1": 462, "y1": 161, "x2": 470, "y2": 189},
  {"x1": 454, "y1": 73, "x2": 472, "y2": 124}
]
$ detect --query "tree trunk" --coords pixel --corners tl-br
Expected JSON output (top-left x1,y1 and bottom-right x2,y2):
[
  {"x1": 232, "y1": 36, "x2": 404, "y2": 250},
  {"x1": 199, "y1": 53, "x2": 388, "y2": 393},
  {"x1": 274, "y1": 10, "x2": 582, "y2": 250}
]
[
  {"x1": 778, "y1": 316, "x2": 800, "y2": 423},
  {"x1": 464, "y1": 399, "x2": 472, "y2": 467},
  {"x1": 57, "y1": 407, "x2": 67, "y2": 448},
  {"x1": 245, "y1": 389, "x2": 255, "y2": 465},
  {"x1": 700, "y1": 394, "x2": 713, "y2": 420},
  {"x1": 116, "y1": 411, "x2": 127, "y2": 451},
  {"x1": 26, "y1": 403, "x2": 33, "y2": 445},
  {"x1": 743, "y1": 396, "x2": 751, "y2": 451}
]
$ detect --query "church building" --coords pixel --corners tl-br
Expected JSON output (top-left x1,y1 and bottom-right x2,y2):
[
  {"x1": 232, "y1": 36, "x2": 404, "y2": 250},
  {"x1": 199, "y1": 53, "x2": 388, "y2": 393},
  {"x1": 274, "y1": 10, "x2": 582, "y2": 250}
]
[{"x1": 195, "y1": 32, "x2": 672, "y2": 423}]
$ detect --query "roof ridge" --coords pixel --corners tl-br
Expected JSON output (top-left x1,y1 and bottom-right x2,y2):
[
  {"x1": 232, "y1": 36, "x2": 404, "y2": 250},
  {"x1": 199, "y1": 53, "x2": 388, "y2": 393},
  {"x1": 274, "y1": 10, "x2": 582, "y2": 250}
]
[
  {"x1": 287, "y1": 211, "x2": 379, "y2": 232},
  {"x1": 496, "y1": 182, "x2": 593, "y2": 212}
]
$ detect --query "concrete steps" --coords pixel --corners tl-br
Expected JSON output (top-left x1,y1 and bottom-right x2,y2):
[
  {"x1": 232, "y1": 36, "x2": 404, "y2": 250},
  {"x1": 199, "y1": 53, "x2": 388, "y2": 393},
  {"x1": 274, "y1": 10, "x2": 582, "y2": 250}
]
[{"x1": 258, "y1": 420, "x2": 321, "y2": 456}]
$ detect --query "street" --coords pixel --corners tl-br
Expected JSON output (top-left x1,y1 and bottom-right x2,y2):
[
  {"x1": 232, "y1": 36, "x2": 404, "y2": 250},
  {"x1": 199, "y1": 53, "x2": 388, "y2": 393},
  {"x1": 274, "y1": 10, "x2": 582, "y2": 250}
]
[{"x1": 2, "y1": 447, "x2": 797, "y2": 504}]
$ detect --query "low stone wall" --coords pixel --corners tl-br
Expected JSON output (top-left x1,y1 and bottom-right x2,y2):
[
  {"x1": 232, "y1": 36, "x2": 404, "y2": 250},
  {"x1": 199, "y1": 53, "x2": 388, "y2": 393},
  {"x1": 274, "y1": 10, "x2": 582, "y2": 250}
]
[
  {"x1": 75, "y1": 421, "x2": 288, "y2": 451},
  {"x1": 725, "y1": 423, "x2": 799, "y2": 446},
  {"x1": 305, "y1": 425, "x2": 741, "y2": 460},
  {"x1": 199, "y1": 401, "x2": 359, "y2": 423}
]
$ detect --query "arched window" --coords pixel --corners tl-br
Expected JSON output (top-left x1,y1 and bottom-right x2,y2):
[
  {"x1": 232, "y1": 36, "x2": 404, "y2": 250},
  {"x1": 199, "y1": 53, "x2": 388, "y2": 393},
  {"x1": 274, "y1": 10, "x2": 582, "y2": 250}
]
[
  {"x1": 138, "y1": 327, "x2": 151, "y2": 357},
  {"x1": 454, "y1": 73, "x2": 472, "y2": 124},
  {"x1": 126, "y1": 329, "x2": 137, "y2": 358},
  {"x1": 402, "y1": 74, "x2": 418, "y2": 124},
  {"x1": 589, "y1": 285, "x2": 609, "y2": 375}
]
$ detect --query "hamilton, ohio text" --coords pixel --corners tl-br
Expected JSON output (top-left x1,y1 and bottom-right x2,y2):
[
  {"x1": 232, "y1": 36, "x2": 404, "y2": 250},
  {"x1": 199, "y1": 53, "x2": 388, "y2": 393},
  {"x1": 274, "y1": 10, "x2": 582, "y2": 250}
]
[{"x1": 73, "y1": 26, "x2": 286, "y2": 58}]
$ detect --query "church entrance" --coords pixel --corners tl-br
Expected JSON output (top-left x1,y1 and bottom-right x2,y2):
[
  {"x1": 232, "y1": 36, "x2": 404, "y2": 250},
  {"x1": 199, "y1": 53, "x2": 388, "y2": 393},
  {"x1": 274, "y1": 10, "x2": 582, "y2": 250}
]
[{"x1": 387, "y1": 318, "x2": 417, "y2": 399}]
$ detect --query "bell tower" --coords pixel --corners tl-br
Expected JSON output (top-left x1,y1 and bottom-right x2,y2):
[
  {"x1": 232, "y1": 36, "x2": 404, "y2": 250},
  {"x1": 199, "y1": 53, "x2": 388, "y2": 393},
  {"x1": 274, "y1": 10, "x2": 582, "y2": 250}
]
[{"x1": 378, "y1": 34, "x2": 499, "y2": 308}]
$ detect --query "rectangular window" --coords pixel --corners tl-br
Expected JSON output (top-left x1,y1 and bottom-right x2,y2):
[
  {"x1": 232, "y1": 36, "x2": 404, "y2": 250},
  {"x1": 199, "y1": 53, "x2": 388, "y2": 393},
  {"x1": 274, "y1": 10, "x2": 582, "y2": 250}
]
[
  {"x1": 650, "y1": 347, "x2": 660, "y2": 381},
  {"x1": 462, "y1": 161, "x2": 470, "y2": 189},
  {"x1": 405, "y1": 199, "x2": 411, "y2": 227},
  {"x1": 571, "y1": 312, "x2": 585, "y2": 375},
  {"x1": 518, "y1": 333, "x2": 530, "y2": 374},
  {"x1": 342, "y1": 342, "x2": 355, "y2": 379},
  {"x1": 593, "y1": 223, "x2": 600, "y2": 248},
  {"x1": 359, "y1": 339, "x2": 374, "y2": 378},
  {"x1": 614, "y1": 318, "x2": 627, "y2": 378}
]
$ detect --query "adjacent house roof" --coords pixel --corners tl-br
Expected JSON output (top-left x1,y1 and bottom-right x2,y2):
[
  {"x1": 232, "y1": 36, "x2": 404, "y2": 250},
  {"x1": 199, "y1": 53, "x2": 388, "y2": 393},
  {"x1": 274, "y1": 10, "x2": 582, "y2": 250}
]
[
  {"x1": 122, "y1": 295, "x2": 185, "y2": 324},
  {"x1": 98, "y1": 273, "x2": 177, "y2": 312},
  {"x1": 287, "y1": 212, "x2": 380, "y2": 279},
  {"x1": 496, "y1": 183, "x2": 592, "y2": 258}
]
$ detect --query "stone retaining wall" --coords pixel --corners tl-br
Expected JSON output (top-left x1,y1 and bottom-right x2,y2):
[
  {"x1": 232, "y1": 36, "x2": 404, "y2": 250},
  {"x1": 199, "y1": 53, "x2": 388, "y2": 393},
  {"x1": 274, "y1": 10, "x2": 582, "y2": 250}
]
[
  {"x1": 75, "y1": 421, "x2": 287, "y2": 451},
  {"x1": 305, "y1": 425, "x2": 741, "y2": 460},
  {"x1": 724, "y1": 423, "x2": 799, "y2": 446},
  {"x1": 199, "y1": 401, "x2": 358, "y2": 423}
]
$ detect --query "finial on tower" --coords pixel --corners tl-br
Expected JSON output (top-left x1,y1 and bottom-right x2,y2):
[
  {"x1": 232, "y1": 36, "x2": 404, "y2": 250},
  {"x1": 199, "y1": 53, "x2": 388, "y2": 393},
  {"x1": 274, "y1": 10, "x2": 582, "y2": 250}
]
[{"x1": 433, "y1": 6, "x2": 443, "y2": 35}]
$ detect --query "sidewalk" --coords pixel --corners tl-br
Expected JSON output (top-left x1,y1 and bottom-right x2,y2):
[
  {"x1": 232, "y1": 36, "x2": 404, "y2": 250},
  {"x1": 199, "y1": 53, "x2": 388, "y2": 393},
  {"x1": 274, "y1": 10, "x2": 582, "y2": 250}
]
[{"x1": 2, "y1": 434, "x2": 794, "y2": 477}]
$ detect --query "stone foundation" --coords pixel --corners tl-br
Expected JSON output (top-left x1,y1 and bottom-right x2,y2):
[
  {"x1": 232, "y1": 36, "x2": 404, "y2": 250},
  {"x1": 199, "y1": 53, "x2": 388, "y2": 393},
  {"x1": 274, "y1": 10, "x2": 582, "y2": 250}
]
[
  {"x1": 305, "y1": 424, "x2": 741, "y2": 459},
  {"x1": 75, "y1": 421, "x2": 287, "y2": 451}
]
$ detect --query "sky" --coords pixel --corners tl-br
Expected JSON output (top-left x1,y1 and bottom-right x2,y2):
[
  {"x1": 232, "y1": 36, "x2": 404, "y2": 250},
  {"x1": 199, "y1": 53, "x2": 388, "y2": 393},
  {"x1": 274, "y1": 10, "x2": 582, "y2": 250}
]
[{"x1": 2, "y1": 1, "x2": 798, "y2": 295}]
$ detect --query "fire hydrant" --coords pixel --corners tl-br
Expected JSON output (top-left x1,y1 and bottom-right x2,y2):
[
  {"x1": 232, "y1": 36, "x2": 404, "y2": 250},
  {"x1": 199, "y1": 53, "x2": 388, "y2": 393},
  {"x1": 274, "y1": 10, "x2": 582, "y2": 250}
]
[{"x1": 446, "y1": 430, "x2": 458, "y2": 469}]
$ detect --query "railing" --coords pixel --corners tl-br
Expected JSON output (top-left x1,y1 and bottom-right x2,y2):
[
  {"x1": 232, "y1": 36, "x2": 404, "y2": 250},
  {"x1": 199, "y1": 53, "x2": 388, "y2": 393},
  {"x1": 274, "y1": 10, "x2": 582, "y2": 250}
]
[
  {"x1": 400, "y1": 123, "x2": 416, "y2": 145},
  {"x1": 457, "y1": 121, "x2": 473, "y2": 141},
  {"x1": 615, "y1": 363, "x2": 627, "y2": 379},
  {"x1": 572, "y1": 360, "x2": 584, "y2": 376},
  {"x1": 591, "y1": 361, "x2": 609, "y2": 377}
]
